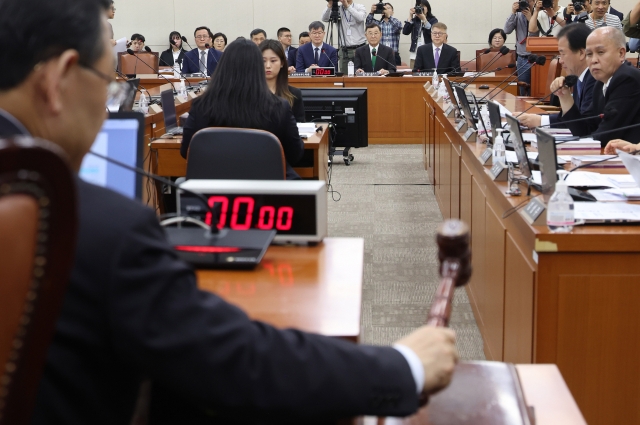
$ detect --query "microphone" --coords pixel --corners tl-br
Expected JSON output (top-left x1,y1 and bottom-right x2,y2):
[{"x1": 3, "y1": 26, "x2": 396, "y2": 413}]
[
  {"x1": 159, "y1": 43, "x2": 195, "y2": 89},
  {"x1": 371, "y1": 48, "x2": 397, "y2": 72},
  {"x1": 114, "y1": 68, "x2": 159, "y2": 105},
  {"x1": 179, "y1": 37, "x2": 210, "y2": 78},
  {"x1": 461, "y1": 63, "x2": 517, "y2": 88},
  {"x1": 321, "y1": 49, "x2": 337, "y2": 69},
  {"x1": 462, "y1": 46, "x2": 511, "y2": 83},
  {"x1": 204, "y1": 44, "x2": 219, "y2": 67},
  {"x1": 127, "y1": 48, "x2": 178, "y2": 94},
  {"x1": 454, "y1": 48, "x2": 492, "y2": 73},
  {"x1": 515, "y1": 75, "x2": 579, "y2": 117},
  {"x1": 477, "y1": 56, "x2": 546, "y2": 102}
]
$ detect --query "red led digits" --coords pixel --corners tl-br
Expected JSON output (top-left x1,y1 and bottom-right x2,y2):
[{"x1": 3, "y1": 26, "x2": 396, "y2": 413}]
[{"x1": 205, "y1": 195, "x2": 294, "y2": 232}]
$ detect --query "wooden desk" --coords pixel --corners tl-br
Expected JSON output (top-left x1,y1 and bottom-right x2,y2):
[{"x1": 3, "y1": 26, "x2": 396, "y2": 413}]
[
  {"x1": 197, "y1": 238, "x2": 364, "y2": 342},
  {"x1": 118, "y1": 76, "x2": 209, "y2": 91},
  {"x1": 371, "y1": 364, "x2": 586, "y2": 425},
  {"x1": 149, "y1": 123, "x2": 329, "y2": 180},
  {"x1": 424, "y1": 84, "x2": 640, "y2": 425}
]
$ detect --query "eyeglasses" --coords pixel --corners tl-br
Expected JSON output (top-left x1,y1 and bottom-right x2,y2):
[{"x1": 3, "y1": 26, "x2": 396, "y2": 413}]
[
  {"x1": 82, "y1": 65, "x2": 129, "y2": 109},
  {"x1": 309, "y1": 31, "x2": 325, "y2": 36},
  {"x1": 195, "y1": 35, "x2": 210, "y2": 40},
  {"x1": 431, "y1": 32, "x2": 446, "y2": 37}
]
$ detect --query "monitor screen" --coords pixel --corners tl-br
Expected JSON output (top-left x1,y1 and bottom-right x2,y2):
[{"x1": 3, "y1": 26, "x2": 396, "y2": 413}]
[
  {"x1": 487, "y1": 100, "x2": 502, "y2": 139},
  {"x1": 453, "y1": 85, "x2": 477, "y2": 132},
  {"x1": 505, "y1": 114, "x2": 532, "y2": 178},
  {"x1": 535, "y1": 128, "x2": 559, "y2": 202},
  {"x1": 161, "y1": 89, "x2": 177, "y2": 129},
  {"x1": 79, "y1": 112, "x2": 144, "y2": 199},
  {"x1": 443, "y1": 78, "x2": 460, "y2": 113}
]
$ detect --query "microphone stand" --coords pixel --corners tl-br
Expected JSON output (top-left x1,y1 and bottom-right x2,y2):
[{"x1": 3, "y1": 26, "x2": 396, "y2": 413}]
[
  {"x1": 181, "y1": 37, "x2": 211, "y2": 81},
  {"x1": 477, "y1": 57, "x2": 545, "y2": 102},
  {"x1": 127, "y1": 49, "x2": 178, "y2": 94},
  {"x1": 460, "y1": 47, "x2": 511, "y2": 86},
  {"x1": 454, "y1": 49, "x2": 491, "y2": 73}
]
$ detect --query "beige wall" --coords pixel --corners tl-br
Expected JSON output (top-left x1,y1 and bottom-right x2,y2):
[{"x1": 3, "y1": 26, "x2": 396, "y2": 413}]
[{"x1": 111, "y1": 0, "x2": 638, "y2": 64}]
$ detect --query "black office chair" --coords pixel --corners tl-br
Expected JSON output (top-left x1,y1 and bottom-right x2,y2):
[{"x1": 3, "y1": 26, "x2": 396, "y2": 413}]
[
  {"x1": 0, "y1": 137, "x2": 77, "y2": 425},
  {"x1": 186, "y1": 128, "x2": 286, "y2": 180}
]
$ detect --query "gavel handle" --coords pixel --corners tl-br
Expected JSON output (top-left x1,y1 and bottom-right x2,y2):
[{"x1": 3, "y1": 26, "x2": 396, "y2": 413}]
[{"x1": 426, "y1": 260, "x2": 460, "y2": 327}]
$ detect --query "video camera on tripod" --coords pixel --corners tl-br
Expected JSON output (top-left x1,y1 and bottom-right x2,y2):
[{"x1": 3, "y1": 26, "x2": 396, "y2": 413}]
[{"x1": 326, "y1": 0, "x2": 341, "y2": 20}]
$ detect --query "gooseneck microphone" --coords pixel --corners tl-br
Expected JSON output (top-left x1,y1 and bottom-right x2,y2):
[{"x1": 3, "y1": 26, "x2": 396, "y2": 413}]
[
  {"x1": 321, "y1": 49, "x2": 337, "y2": 69},
  {"x1": 461, "y1": 63, "x2": 517, "y2": 88},
  {"x1": 114, "y1": 68, "x2": 158, "y2": 105},
  {"x1": 371, "y1": 49, "x2": 397, "y2": 72},
  {"x1": 127, "y1": 48, "x2": 178, "y2": 94},
  {"x1": 154, "y1": 45, "x2": 194, "y2": 89},
  {"x1": 464, "y1": 46, "x2": 511, "y2": 83},
  {"x1": 477, "y1": 55, "x2": 546, "y2": 102},
  {"x1": 515, "y1": 75, "x2": 578, "y2": 117},
  {"x1": 179, "y1": 37, "x2": 210, "y2": 78},
  {"x1": 204, "y1": 44, "x2": 219, "y2": 67}
]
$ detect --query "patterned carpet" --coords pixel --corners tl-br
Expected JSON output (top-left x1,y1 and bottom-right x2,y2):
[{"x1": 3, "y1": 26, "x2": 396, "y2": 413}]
[{"x1": 326, "y1": 145, "x2": 485, "y2": 361}]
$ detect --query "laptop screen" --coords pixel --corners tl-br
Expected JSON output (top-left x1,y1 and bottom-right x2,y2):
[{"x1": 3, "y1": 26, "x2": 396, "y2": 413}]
[
  {"x1": 487, "y1": 101, "x2": 502, "y2": 139},
  {"x1": 454, "y1": 85, "x2": 477, "y2": 132},
  {"x1": 161, "y1": 89, "x2": 177, "y2": 129},
  {"x1": 535, "y1": 128, "x2": 559, "y2": 203},
  {"x1": 505, "y1": 114, "x2": 532, "y2": 179},
  {"x1": 79, "y1": 112, "x2": 144, "y2": 199}
]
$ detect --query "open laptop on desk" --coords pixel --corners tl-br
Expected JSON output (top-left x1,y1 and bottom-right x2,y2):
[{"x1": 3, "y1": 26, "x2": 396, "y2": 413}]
[
  {"x1": 161, "y1": 89, "x2": 183, "y2": 136},
  {"x1": 79, "y1": 112, "x2": 144, "y2": 200},
  {"x1": 454, "y1": 85, "x2": 478, "y2": 132}
]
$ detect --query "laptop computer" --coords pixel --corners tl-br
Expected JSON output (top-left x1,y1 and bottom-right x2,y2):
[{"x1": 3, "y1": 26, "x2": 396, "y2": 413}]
[
  {"x1": 118, "y1": 78, "x2": 140, "y2": 112},
  {"x1": 505, "y1": 114, "x2": 534, "y2": 180},
  {"x1": 454, "y1": 85, "x2": 478, "y2": 132},
  {"x1": 79, "y1": 112, "x2": 144, "y2": 200},
  {"x1": 443, "y1": 78, "x2": 461, "y2": 116},
  {"x1": 161, "y1": 89, "x2": 183, "y2": 135}
]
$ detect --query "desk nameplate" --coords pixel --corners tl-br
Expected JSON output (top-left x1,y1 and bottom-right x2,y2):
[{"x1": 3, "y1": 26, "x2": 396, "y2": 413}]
[
  {"x1": 444, "y1": 104, "x2": 455, "y2": 117},
  {"x1": 462, "y1": 128, "x2": 477, "y2": 142},
  {"x1": 490, "y1": 162, "x2": 508, "y2": 181},
  {"x1": 480, "y1": 148, "x2": 493, "y2": 165},
  {"x1": 455, "y1": 120, "x2": 466, "y2": 132},
  {"x1": 521, "y1": 197, "x2": 547, "y2": 226}
]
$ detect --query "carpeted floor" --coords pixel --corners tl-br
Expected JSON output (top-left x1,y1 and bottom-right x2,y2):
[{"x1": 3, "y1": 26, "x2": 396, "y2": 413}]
[{"x1": 326, "y1": 145, "x2": 485, "y2": 361}]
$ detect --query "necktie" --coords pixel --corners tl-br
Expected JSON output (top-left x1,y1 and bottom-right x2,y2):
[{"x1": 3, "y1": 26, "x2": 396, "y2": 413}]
[
  {"x1": 371, "y1": 48, "x2": 377, "y2": 69},
  {"x1": 314, "y1": 48, "x2": 319, "y2": 65},
  {"x1": 200, "y1": 51, "x2": 206, "y2": 74},
  {"x1": 573, "y1": 79, "x2": 582, "y2": 109},
  {"x1": 434, "y1": 47, "x2": 440, "y2": 68}
]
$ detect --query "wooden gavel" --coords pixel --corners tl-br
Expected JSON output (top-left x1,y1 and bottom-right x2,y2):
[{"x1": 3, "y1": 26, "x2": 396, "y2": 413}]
[{"x1": 426, "y1": 219, "x2": 471, "y2": 328}]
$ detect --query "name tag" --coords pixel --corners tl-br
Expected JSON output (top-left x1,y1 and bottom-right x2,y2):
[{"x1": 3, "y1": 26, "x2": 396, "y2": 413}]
[
  {"x1": 444, "y1": 105, "x2": 454, "y2": 117},
  {"x1": 521, "y1": 198, "x2": 546, "y2": 225},
  {"x1": 462, "y1": 128, "x2": 476, "y2": 142},
  {"x1": 480, "y1": 148, "x2": 493, "y2": 165},
  {"x1": 490, "y1": 162, "x2": 508, "y2": 181},
  {"x1": 455, "y1": 120, "x2": 466, "y2": 132}
]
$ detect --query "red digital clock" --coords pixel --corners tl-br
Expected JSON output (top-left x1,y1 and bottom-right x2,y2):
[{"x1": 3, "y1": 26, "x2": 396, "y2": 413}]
[
  {"x1": 177, "y1": 180, "x2": 327, "y2": 244},
  {"x1": 311, "y1": 67, "x2": 336, "y2": 77}
]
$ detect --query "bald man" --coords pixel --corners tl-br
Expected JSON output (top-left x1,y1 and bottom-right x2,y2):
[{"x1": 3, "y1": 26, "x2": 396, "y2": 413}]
[{"x1": 554, "y1": 27, "x2": 640, "y2": 147}]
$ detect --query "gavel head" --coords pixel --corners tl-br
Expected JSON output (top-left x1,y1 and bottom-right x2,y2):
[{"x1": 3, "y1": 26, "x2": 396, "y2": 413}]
[{"x1": 436, "y1": 220, "x2": 471, "y2": 287}]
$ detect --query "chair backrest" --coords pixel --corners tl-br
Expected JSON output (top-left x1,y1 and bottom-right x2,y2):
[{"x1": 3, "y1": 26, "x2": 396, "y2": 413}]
[
  {"x1": 477, "y1": 50, "x2": 517, "y2": 75},
  {"x1": 118, "y1": 52, "x2": 159, "y2": 75},
  {"x1": 186, "y1": 128, "x2": 286, "y2": 180},
  {"x1": 545, "y1": 57, "x2": 563, "y2": 95},
  {"x1": 0, "y1": 137, "x2": 77, "y2": 425}
]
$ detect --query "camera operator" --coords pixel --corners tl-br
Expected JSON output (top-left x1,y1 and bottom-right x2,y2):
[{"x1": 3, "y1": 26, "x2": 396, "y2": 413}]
[
  {"x1": 403, "y1": 0, "x2": 438, "y2": 70},
  {"x1": 584, "y1": 0, "x2": 622, "y2": 30},
  {"x1": 366, "y1": 2, "x2": 403, "y2": 65},
  {"x1": 623, "y1": 0, "x2": 640, "y2": 37},
  {"x1": 563, "y1": 2, "x2": 589, "y2": 24},
  {"x1": 528, "y1": 0, "x2": 567, "y2": 37},
  {"x1": 504, "y1": 0, "x2": 535, "y2": 95},
  {"x1": 322, "y1": 0, "x2": 367, "y2": 73}
]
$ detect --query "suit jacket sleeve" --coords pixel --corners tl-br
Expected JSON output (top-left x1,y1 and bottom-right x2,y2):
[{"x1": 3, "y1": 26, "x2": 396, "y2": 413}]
[
  {"x1": 402, "y1": 20, "x2": 414, "y2": 36},
  {"x1": 383, "y1": 47, "x2": 397, "y2": 71},
  {"x1": 413, "y1": 46, "x2": 424, "y2": 72},
  {"x1": 159, "y1": 50, "x2": 173, "y2": 67},
  {"x1": 181, "y1": 51, "x2": 196, "y2": 74},
  {"x1": 289, "y1": 86, "x2": 306, "y2": 123},
  {"x1": 354, "y1": 48, "x2": 365, "y2": 71},
  {"x1": 277, "y1": 102, "x2": 305, "y2": 165},
  {"x1": 330, "y1": 47, "x2": 339, "y2": 69},
  {"x1": 180, "y1": 99, "x2": 207, "y2": 158},
  {"x1": 580, "y1": 75, "x2": 596, "y2": 116},
  {"x1": 296, "y1": 46, "x2": 306, "y2": 72},
  {"x1": 107, "y1": 200, "x2": 419, "y2": 419},
  {"x1": 449, "y1": 47, "x2": 461, "y2": 73}
]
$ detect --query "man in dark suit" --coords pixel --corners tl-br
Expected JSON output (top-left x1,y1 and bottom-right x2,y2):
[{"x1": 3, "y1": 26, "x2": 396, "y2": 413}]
[
  {"x1": 278, "y1": 26, "x2": 298, "y2": 73},
  {"x1": 519, "y1": 24, "x2": 596, "y2": 128},
  {"x1": 296, "y1": 21, "x2": 339, "y2": 73},
  {"x1": 0, "y1": 0, "x2": 459, "y2": 423},
  {"x1": 181, "y1": 26, "x2": 223, "y2": 76},
  {"x1": 556, "y1": 27, "x2": 640, "y2": 146},
  {"x1": 354, "y1": 23, "x2": 396, "y2": 75},
  {"x1": 413, "y1": 22, "x2": 460, "y2": 73}
]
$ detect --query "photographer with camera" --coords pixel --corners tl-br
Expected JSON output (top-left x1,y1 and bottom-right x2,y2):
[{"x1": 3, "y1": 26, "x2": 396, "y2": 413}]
[
  {"x1": 366, "y1": 2, "x2": 403, "y2": 65},
  {"x1": 403, "y1": 0, "x2": 438, "y2": 70},
  {"x1": 563, "y1": 2, "x2": 589, "y2": 24},
  {"x1": 322, "y1": 0, "x2": 367, "y2": 73},
  {"x1": 528, "y1": 0, "x2": 567, "y2": 37},
  {"x1": 623, "y1": 0, "x2": 640, "y2": 37},
  {"x1": 504, "y1": 0, "x2": 535, "y2": 95},
  {"x1": 584, "y1": 0, "x2": 622, "y2": 30}
]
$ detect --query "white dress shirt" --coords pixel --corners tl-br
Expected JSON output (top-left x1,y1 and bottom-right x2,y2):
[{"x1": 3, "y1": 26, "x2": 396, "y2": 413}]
[{"x1": 321, "y1": 2, "x2": 367, "y2": 47}]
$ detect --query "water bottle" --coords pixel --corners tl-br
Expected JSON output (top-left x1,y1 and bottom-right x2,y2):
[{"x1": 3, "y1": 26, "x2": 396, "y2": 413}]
[
  {"x1": 347, "y1": 60, "x2": 354, "y2": 77},
  {"x1": 547, "y1": 170, "x2": 575, "y2": 233},
  {"x1": 432, "y1": 70, "x2": 439, "y2": 88},
  {"x1": 492, "y1": 129, "x2": 505, "y2": 166},
  {"x1": 173, "y1": 63, "x2": 181, "y2": 79},
  {"x1": 178, "y1": 79, "x2": 188, "y2": 102},
  {"x1": 138, "y1": 91, "x2": 149, "y2": 114}
]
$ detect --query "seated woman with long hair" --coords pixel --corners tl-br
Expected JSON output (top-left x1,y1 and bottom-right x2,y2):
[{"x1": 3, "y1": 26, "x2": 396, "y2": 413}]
[
  {"x1": 180, "y1": 38, "x2": 304, "y2": 180},
  {"x1": 159, "y1": 31, "x2": 185, "y2": 68},
  {"x1": 259, "y1": 39, "x2": 305, "y2": 122}
]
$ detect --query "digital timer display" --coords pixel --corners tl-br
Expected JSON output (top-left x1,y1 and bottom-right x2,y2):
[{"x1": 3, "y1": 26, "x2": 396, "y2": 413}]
[
  {"x1": 180, "y1": 194, "x2": 317, "y2": 236},
  {"x1": 311, "y1": 67, "x2": 336, "y2": 77}
]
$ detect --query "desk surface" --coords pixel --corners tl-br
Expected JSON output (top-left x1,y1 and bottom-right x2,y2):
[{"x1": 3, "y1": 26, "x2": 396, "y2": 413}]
[{"x1": 197, "y1": 238, "x2": 364, "y2": 341}]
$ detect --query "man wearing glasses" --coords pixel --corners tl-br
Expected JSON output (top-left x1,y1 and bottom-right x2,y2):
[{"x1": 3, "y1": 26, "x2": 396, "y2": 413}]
[
  {"x1": 278, "y1": 27, "x2": 298, "y2": 73},
  {"x1": 295, "y1": 21, "x2": 339, "y2": 73},
  {"x1": 412, "y1": 22, "x2": 460, "y2": 73},
  {"x1": 181, "y1": 26, "x2": 222, "y2": 76}
]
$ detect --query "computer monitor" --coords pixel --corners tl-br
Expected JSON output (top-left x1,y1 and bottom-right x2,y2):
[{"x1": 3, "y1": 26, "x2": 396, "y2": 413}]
[
  {"x1": 453, "y1": 85, "x2": 477, "y2": 132},
  {"x1": 535, "y1": 128, "x2": 559, "y2": 202},
  {"x1": 299, "y1": 88, "x2": 368, "y2": 148},
  {"x1": 443, "y1": 78, "x2": 460, "y2": 114},
  {"x1": 505, "y1": 114, "x2": 532, "y2": 178},
  {"x1": 487, "y1": 100, "x2": 503, "y2": 139},
  {"x1": 161, "y1": 89, "x2": 178, "y2": 131},
  {"x1": 79, "y1": 112, "x2": 144, "y2": 200}
]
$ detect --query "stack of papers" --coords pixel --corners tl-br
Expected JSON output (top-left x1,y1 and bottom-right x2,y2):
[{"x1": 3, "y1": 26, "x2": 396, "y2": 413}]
[
  {"x1": 297, "y1": 123, "x2": 318, "y2": 139},
  {"x1": 463, "y1": 72, "x2": 495, "y2": 77},
  {"x1": 564, "y1": 171, "x2": 616, "y2": 187},
  {"x1": 571, "y1": 155, "x2": 624, "y2": 168},
  {"x1": 607, "y1": 174, "x2": 637, "y2": 188},
  {"x1": 556, "y1": 139, "x2": 601, "y2": 151},
  {"x1": 574, "y1": 202, "x2": 640, "y2": 222}
]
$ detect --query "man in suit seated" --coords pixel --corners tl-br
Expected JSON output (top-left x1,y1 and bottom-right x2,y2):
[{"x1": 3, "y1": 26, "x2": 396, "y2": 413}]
[
  {"x1": 519, "y1": 24, "x2": 596, "y2": 128},
  {"x1": 412, "y1": 22, "x2": 460, "y2": 73},
  {"x1": 555, "y1": 27, "x2": 640, "y2": 147},
  {"x1": 278, "y1": 26, "x2": 297, "y2": 73},
  {"x1": 0, "y1": 0, "x2": 458, "y2": 423},
  {"x1": 181, "y1": 26, "x2": 223, "y2": 76},
  {"x1": 296, "y1": 21, "x2": 339, "y2": 73},
  {"x1": 354, "y1": 23, "x2": 396, "y2": 75}
]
